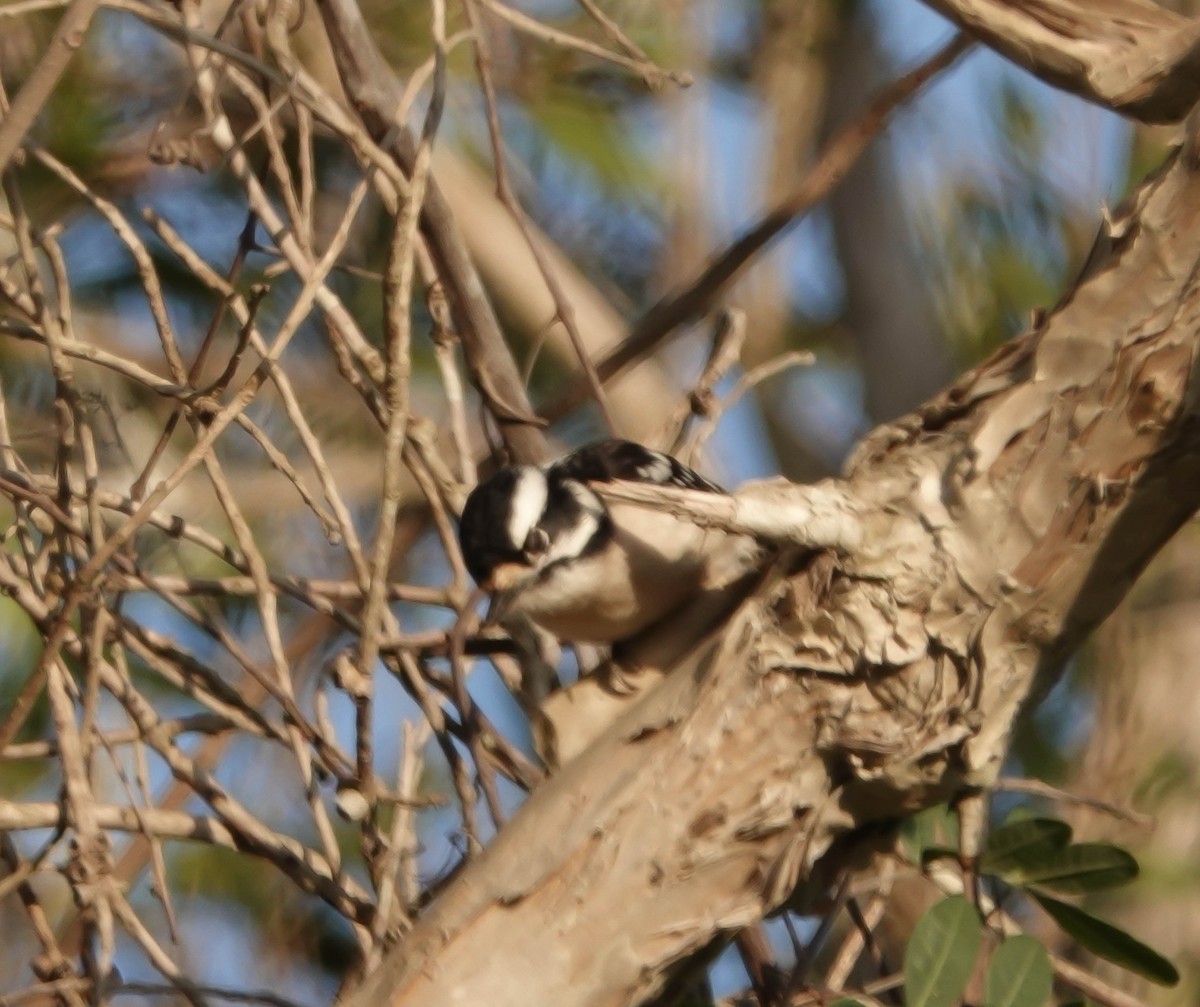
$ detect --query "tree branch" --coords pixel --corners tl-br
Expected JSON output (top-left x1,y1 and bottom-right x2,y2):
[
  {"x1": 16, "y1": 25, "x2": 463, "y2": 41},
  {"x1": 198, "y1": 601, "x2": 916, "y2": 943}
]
[
  {"x1": 314, "y1": 0, "x2": 547, "y2": 463},
  {"x1": 342, "y1": 145, "x2": 1200, "y2": 1007},
  {"x1": 919, "y1": 0, "x2": 1200, "y2": 123},
  {"x1": 0, "y1": 0, "x2": 103, "y2": 174},
  {"x1": 542, "y1": 31, "x2": 972, "y2": 424}
]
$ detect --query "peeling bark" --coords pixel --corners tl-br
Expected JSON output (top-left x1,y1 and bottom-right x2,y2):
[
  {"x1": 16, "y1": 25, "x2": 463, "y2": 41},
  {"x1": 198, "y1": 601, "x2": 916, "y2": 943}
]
[
  {"x1": 919, "y1": 0, "x2": 1200, "y2": 123},
  {"x1": 342, "y1": 146, "x2": 1200, "y2": 1007}
]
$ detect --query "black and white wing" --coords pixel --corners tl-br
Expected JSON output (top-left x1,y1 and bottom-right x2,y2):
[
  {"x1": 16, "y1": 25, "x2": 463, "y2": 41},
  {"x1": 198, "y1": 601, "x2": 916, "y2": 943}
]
[{"x1": 547, "y1": 440, "x2": 724, "y2": 494}]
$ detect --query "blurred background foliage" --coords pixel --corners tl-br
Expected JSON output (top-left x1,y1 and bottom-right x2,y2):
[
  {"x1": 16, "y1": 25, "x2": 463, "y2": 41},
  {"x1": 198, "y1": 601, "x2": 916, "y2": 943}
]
[{"x1": 2, "y1": 0, "x2": 1199, "y2": 1003}]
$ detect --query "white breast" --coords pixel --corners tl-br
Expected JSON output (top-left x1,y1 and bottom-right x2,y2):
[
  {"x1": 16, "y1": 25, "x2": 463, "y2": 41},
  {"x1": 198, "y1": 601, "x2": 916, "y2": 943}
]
[{"x1": 510, "y1": 503, "x2": 721, "y2": 643}]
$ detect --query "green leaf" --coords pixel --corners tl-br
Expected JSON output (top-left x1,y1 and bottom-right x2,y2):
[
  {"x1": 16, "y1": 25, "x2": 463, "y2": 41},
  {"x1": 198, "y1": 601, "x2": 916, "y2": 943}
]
[
  {"x1": 828, "y1": 1000, "x2": 868, "y2": 1007},
  {"x1": 902, "y1": 803, "x2": 959, "y2": 864},
  {"x1": 1032, "y1": 892, "x2": 1179, "y2": 987},
  {"x1": 904, "y1": 895, "x2": 983, "y2": 1007},
  {"x1": 984, "y1": 935, "x2": 1052, "y2": 1007},
  {"x1": 982, "y1": 818, "x2": 1072, "y2": 875},
  {"x1": 1010, "y1": 843, "x2": 1138, "y2": 894}
]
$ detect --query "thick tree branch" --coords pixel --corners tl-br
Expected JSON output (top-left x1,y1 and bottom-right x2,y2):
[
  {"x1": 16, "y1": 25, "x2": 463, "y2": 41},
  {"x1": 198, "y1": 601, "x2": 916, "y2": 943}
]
[
  {"x1": 920, "y1": 0, "x2": 1200, "y2": 122},
  {"x1": 342, "y1": 146, "x2": 1200, "y2": 1007}
]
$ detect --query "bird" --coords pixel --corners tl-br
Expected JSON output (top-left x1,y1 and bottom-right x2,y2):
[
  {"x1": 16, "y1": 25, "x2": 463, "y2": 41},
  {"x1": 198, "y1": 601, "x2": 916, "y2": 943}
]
[{"x1": 457, "y1": 440, "x2": 733, "y2": 644}]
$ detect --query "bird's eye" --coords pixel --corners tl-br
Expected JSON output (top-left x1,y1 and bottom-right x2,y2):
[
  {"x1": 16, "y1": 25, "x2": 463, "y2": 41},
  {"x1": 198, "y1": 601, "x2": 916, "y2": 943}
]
[{"x1": 523, "y1": 527, "x2": 550, "y2": 557}]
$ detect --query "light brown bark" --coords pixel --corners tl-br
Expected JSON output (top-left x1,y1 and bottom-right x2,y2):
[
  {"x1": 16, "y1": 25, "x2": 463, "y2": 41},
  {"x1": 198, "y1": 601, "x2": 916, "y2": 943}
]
[
  {"x1": 919, "y1": 0, "x2": 1200, "y2": 122},
  {"x1": 341, "y1": 141, "x2": 1200, "y2": 1007}
]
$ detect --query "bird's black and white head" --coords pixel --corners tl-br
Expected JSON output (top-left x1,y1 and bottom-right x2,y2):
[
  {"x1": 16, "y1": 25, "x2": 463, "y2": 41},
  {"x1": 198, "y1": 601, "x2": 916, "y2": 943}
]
[
  {"x1": 458, "y1": 441, "x2": 729, "y2": 643},
  {"x1": 458, "y1": 462, "x2": 610, "y2": 598}
]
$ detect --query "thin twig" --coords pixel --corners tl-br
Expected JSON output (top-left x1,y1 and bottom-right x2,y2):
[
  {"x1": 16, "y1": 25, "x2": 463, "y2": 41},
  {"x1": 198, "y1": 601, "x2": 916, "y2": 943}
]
[
  {"x1": 0, "y1": 0, "x2": 104, "y2": 173},
  {"x1": 994, "y1": 776, "x2": 1153, "y2": 829},
  {"x1": 475, "y1": 0, "x2": 689, "y2": 88},
  {"x1": 542, "y1": 32, "x2": 973, "y2": 423},
  {"x1": 466, "y1": 0, "x2": 618, "y2": 435}
]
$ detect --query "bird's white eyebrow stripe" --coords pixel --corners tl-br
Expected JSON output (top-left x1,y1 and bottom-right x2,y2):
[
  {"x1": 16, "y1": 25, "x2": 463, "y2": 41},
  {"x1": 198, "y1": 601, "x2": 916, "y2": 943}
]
[{"x1": 506, "y1": 467, "x2": 548, "y2": 547}]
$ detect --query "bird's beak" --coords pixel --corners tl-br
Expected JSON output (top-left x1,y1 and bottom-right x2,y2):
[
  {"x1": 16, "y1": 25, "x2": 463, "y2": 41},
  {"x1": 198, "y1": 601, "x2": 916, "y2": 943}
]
[
  {"x1": 487, "y1": 561, "x2": 527, "y2": 593},
  {"x1": 480, "y1": 561, "x2": 527, "y2": 626}
]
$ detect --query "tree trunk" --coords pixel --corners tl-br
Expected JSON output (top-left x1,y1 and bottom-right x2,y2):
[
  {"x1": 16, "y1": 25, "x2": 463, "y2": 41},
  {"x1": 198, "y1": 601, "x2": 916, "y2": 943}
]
[{"x1": 340, "y1": 137, "x2": 1200, "y2": 1007}]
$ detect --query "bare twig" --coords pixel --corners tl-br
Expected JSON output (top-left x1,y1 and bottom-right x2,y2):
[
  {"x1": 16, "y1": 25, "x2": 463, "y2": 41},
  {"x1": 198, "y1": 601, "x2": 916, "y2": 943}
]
[
  {"x1": 0, "y1": 0, "x2": 103, "y2": 174},
  {"x1": 466, "y1": 0, "x2": 618, "y2": 435},
  {"x1": 993, "y1": 776, "x2": 1153, "y2": 829},
  {"x1": 543, "y1": 32, "x2": 973, "y2": 423},
  {"x1": 315, "y1": 0, "x2": 548, "y2": 464},
  {"x1": 476, "y1": 0, "x2": 689, "y2": 89}
]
